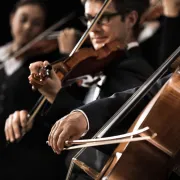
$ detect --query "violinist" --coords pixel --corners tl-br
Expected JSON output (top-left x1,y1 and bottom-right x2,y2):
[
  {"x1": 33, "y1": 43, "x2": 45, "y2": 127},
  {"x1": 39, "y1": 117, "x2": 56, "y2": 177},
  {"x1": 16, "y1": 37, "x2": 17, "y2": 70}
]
[
  {"x1": 0, "y1": 0, "x2": 80, "y2": 180},
  {"x1": 0, "y1": 0, "x2": 48, "y2": 150}
]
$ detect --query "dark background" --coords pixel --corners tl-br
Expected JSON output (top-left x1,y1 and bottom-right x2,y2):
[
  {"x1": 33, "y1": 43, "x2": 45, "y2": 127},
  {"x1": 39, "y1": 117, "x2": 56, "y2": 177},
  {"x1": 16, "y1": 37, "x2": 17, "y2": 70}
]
[{"x1": 0, "y1": 0, "x2": 85, "y2": 46}]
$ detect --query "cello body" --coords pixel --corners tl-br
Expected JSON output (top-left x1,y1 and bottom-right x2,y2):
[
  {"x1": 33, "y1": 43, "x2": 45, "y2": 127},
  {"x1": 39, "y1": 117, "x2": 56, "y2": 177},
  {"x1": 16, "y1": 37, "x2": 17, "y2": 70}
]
[{"x1": 97, "y1": 69, "x2": 180, "y2": 180}]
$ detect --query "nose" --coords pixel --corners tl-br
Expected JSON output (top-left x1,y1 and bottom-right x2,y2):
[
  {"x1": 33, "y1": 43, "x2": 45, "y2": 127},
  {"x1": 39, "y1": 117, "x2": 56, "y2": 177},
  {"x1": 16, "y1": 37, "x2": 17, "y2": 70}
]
[{"x1": 89, "y1": 22, "x2": 102, "y2": 33}]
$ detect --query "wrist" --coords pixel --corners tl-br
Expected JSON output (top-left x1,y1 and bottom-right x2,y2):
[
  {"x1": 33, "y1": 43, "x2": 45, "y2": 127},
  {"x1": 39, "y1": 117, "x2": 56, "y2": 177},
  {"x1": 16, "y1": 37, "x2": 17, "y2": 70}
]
[
  {"x1": 163, "y1": 4, "x2": 179, "y2": 17},
  {"x1": 46, "y1": 95, "x2": 56, "y2": 104},
  {"x1": 70, "y1": 110, "x2": 89, "y2": 136},
  {"x1": 46, "y1": 90, "x2": 59, "y2": 104},
  {"x1": 42, "y1": 85, "x2": 61, "y2": 104}
]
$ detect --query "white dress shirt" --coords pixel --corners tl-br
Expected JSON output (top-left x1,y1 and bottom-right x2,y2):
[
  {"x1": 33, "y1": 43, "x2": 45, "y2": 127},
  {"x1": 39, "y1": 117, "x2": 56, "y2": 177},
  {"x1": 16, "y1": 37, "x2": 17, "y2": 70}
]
[{"x1": 0, "y1": 43, "x2": 23, "y2": 76}]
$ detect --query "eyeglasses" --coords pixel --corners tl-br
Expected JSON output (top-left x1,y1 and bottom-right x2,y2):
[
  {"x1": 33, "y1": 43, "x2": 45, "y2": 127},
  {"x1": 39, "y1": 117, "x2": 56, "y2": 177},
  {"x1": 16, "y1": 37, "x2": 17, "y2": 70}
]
[{"x1": 80, "y1": 12, "x2": 121, "y2": 26}]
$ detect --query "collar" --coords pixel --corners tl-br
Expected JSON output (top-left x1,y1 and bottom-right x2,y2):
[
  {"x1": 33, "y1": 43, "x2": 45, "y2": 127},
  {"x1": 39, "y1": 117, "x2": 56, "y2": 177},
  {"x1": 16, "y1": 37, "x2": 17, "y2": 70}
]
[
  {"x1": 0, "y1": 43, "x2": 23, "y2": 76},
  {"x1": 127, "y1": 41, "x2": 139, "y2": 50},
  {"x1": 4, "y1": 57, "x2": 23, "y2": 76}
]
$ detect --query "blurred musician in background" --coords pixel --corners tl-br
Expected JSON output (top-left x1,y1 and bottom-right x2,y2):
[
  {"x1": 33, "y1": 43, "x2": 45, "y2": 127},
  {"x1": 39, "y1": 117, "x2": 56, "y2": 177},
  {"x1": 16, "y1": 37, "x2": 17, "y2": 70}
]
[{"x1": 0, "y1": 0, "x2": 80, "y2": 179}]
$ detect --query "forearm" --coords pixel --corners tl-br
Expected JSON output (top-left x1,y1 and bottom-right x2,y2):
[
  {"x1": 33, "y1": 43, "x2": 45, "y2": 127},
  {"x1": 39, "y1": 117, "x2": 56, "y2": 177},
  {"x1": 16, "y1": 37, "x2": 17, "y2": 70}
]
[
  {"x1": 79, "y1": 88, "x2": 138, "y2": 134},
  {"x1": 47, "y1": 87, "x2": 84, "y2": 119},
  {"x1": 78, "y1": 74, "x2": 170, "y2": 135}
]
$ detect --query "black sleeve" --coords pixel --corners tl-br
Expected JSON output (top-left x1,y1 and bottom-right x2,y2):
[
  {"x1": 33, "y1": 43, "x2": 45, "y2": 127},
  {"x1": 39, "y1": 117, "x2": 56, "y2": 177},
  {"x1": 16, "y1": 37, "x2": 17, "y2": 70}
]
[
  {"x1": 46, "y1": 87, "x2": 84, "y2": 121},
  {"x1": 79, "y1": 73, "x2": 171, "y2": 135}
]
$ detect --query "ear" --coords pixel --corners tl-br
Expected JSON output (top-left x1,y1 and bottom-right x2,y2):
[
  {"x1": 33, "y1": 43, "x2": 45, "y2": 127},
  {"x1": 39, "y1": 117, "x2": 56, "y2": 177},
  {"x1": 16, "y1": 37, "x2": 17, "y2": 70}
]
[
  {"x1": 125, "y1": 10, "x2": 139, "y2": 30},
  {"x1": 9, "y1": 13, "x2": 15, "y2": 27}
]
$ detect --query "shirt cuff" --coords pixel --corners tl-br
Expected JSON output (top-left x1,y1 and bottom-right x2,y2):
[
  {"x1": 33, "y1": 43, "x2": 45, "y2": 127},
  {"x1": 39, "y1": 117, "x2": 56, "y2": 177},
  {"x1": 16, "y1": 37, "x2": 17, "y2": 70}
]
[{"x1": 71, "y1": 109, "x2": 90, "y2": 137}]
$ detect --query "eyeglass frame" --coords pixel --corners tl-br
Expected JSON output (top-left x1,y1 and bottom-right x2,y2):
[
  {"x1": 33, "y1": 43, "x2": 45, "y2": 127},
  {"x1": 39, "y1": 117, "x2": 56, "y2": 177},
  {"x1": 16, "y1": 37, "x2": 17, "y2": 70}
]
[{"x1": 80, "y1": 12, "x2": 122, "y2": 26}]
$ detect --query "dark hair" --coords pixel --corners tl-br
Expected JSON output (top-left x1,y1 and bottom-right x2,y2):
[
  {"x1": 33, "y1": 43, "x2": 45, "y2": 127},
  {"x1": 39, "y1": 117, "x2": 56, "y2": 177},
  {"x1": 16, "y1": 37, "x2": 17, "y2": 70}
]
[{"x1": 81, "y1": 0, "x2": 150, "y2": 37}]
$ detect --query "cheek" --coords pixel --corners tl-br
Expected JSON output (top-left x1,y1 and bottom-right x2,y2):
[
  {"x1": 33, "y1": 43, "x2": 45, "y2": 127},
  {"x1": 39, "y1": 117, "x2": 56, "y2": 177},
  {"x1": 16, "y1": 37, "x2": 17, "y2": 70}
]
[
  {"x1": 100, "y1": 26, "x2": 113, "y2": 42},
  {"x1": 31, "y1": 26, "x2": 44, "y2": 36},
  {"x1": 104, "y1": 26, "x2": 120, "y2": 42},
  {"x1": 11, "y1": 20, "x2": 21, "y2": 37},
  {"x1": 103, "y1": 22, "x2": 123, "y2": 41},
  {"x1": 113, "y1": 24, "x2": 127, "y2": 41}
]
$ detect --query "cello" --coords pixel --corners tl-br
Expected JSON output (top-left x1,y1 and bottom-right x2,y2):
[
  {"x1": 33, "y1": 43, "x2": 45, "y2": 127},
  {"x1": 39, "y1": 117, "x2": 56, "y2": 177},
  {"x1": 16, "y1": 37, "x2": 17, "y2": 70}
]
[
  {"x1": 64, "y1": 45, "x2": 180, "y2": 179},
  {"x1": 96, "y1": 69, "x2": 180, "y2": 180}
]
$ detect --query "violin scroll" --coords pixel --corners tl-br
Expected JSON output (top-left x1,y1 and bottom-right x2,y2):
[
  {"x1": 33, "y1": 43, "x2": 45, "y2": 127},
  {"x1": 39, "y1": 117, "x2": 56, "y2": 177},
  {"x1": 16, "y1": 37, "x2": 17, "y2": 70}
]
[{"x1": 29, "y1": 64, "x2": 52, "y2": 89}]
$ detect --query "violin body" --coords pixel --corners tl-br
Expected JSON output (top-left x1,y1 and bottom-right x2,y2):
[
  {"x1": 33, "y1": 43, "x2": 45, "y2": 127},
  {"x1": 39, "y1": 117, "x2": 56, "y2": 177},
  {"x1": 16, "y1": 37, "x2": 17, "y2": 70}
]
[
  {"x1": 57, "y1": 40, "x2": 125, "y2": 84},
  {"x1": 97, "y1": 68, "x2": 180, "y2": 180}
]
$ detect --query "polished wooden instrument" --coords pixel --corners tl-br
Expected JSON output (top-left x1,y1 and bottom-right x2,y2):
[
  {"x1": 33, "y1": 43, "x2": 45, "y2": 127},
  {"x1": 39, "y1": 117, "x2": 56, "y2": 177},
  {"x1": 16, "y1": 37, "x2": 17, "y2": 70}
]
[
  {"x1": 96, "y1": 68, "x2": 180, "y2": 179},
  {"x1": 65, "y1": 45, "x2": 180, "y2": 180}
]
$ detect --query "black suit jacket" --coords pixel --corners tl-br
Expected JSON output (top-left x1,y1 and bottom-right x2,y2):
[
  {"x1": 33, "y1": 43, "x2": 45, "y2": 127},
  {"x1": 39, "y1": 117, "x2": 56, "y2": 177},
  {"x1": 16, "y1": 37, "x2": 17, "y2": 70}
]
[{"x1": 79, "y1": 74, "x2": 170, "y2": 138}]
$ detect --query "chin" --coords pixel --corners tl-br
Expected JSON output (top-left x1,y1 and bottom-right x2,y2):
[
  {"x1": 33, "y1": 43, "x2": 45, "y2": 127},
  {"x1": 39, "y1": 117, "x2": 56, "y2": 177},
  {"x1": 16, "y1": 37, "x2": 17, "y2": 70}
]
[{"x1": 93, "y1": 43, "x2": 105, "y2": 50}]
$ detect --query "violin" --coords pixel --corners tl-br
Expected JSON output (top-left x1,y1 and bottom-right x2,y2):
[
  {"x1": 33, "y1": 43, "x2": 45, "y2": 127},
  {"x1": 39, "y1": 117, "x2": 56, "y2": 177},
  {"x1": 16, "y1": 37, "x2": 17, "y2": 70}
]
[{"x1": 29, "y1": 40, "x2": 125, "y2": 88}]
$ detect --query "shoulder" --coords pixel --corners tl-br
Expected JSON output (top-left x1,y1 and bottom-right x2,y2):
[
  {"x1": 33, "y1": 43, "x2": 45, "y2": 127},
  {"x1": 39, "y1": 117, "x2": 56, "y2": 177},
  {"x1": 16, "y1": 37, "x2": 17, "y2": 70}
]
[
  {"x1": 119, "y1": 52, "x2": 153, "y2": 71},
  {"x1": 116, "y1": 50, "x2": 154, "y2": 78}
]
